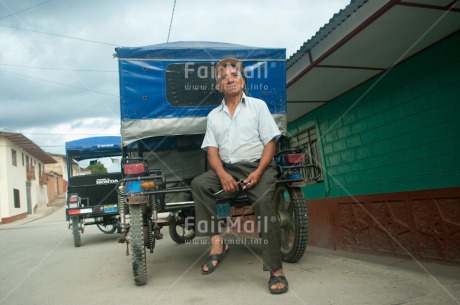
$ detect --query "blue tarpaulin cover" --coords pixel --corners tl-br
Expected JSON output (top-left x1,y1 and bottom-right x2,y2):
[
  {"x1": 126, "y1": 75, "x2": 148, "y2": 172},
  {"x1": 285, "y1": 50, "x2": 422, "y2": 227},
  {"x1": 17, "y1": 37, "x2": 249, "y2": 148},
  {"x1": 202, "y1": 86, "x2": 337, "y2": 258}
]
[
  {"x1": 65, "y1": 136, "x2": 122, "y2": 161},
  {"x1": 115, "y1": 41, "x2": 287, "y2": 147},
  {"x1": 116, "y1": 41, "x2": 286, "y2": 60}
]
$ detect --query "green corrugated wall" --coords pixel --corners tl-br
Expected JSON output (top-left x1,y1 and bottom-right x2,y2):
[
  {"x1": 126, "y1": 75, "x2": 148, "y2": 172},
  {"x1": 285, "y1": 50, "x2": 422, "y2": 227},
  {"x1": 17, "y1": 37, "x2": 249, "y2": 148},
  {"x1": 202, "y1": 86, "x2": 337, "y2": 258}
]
[{"x1": 289, "y1": 32, "x2": 460, "y2": 199}]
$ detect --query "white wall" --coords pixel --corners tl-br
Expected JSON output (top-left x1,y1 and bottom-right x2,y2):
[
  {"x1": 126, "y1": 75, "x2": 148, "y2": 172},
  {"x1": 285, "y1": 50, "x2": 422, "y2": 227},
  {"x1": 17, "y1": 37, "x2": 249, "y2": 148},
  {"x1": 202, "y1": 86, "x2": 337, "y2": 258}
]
[
  {"x1": 0, "y1": 138, "x2": 6, "y2": 222},
  {"x1": 0, "y1": 137, "x2": 46, "y2": 221}
]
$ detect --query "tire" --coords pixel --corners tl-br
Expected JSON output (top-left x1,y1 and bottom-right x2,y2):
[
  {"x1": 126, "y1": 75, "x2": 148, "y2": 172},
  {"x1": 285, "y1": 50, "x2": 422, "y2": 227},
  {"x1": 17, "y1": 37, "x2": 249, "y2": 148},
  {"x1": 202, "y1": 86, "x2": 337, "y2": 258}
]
[
  {"x1": 169, "y1": 223, "x2": 195, "y2": 244},
  {"x1": 273, "y1": 184, "x2": 308, "y2": 263},
  {"x1": 71, "y1": 216, "x2": 81, "y2": 247},
  {"x1": 130, "y1": 205, "x2": 147, "y2": 286},
  {"x1": 96, "y1": 223, "x2": 117, "y2": 234}
]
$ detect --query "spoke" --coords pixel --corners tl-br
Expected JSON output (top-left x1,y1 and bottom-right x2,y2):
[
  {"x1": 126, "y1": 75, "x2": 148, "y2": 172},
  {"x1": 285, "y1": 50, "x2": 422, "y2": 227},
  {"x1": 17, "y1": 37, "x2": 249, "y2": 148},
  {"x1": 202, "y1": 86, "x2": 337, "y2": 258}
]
[
  {"x1": 287, "y1": 221, "x2": 296, "y2": 234},
  {"x1": 278, "y1": 194, "x2": 286, "y2": 211},
  {"x1": 281, "y1": 228, "x2": 290, "y2": 249}
]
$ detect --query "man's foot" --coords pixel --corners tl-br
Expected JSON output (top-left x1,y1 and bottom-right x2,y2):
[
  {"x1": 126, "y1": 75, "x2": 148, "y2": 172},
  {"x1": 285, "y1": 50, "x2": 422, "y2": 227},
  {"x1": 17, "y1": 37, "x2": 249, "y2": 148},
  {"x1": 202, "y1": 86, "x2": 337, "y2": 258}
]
[
  {"x1": 269, "y1": 269, "x2": 288, "y2": 294},
  {"x1": 201, "y1": 236, "x2": 230, "y2": 275}
]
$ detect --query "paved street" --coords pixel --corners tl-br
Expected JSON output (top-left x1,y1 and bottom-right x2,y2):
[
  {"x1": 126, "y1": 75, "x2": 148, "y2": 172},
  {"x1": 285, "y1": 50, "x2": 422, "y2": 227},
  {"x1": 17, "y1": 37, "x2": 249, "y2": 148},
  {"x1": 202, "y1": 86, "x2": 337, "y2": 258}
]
[{"x1": 0, "y1": 202, "x2": 459, "y2": 305}]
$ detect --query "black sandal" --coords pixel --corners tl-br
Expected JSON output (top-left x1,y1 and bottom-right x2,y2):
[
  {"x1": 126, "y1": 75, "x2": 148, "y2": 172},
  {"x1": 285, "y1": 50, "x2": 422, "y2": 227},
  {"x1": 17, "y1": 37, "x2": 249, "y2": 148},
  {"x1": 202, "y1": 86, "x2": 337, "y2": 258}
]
[
  {"x1": 268, "y1": 275, "x2": 289, "y2": 294},
  {"x1": 201, "y1": 241, "x2": 229, "y2": 275}
]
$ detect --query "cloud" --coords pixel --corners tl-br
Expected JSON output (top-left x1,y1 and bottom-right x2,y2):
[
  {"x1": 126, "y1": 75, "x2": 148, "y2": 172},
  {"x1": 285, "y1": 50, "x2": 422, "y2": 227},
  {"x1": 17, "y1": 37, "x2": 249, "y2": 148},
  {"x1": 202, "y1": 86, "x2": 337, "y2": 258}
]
[
  {"x1": 0, "y1": 0, "x2": 350, "y2": 154},
  {"x1": 20, "y1": 117, "x2": 121, "y2": 155}
]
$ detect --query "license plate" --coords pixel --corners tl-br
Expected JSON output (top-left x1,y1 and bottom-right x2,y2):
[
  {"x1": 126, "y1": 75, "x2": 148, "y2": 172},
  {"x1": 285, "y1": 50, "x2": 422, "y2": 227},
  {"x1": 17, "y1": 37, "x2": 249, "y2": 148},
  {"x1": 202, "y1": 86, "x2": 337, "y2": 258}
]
[
  {"x1": 104, "y1": 205, "x2": 118, "y2": 213},
  {"x1": 216, "y1": 201, "x2": 231, "y2": 219}
]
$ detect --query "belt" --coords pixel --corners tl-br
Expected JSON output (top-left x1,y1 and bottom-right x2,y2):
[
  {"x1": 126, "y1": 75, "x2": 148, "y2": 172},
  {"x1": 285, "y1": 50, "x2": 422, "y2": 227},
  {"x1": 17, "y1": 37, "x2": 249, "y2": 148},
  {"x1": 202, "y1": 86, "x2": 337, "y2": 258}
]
[{"x1": 223, "y1": 159, "x2": 260, "y2": 166}]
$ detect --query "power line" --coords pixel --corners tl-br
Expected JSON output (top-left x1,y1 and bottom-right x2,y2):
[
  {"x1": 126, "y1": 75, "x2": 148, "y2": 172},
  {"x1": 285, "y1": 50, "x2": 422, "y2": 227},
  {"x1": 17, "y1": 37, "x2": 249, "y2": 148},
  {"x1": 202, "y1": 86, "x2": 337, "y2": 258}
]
[
  {"x1": 0, "y1": 144, "x2": 63, "y2": 148},
  {"x1": 0, "y1": 69, "x2": 119, "y2": 97},
  {"x1": 0, "y1": 0, "x2": 53, "y2": 21},
  {"x1": 0, "y1": 23, "x2": 119, "y2": 46},
  {"x1": 167, "y1": 0, "x2": 177, "y2": 43},
  {"x1": 0, "y1": 63, "x2": 117, "y2": 73},
  {"x1": 0, "y1": 125, "x2": 14, "y2": 132},
  {"x1": 22, "y1": 133, "x2": 120, "y2": 136},
  {"x1": 0, "y1": 1, "x2": 120, "y2": 121}
]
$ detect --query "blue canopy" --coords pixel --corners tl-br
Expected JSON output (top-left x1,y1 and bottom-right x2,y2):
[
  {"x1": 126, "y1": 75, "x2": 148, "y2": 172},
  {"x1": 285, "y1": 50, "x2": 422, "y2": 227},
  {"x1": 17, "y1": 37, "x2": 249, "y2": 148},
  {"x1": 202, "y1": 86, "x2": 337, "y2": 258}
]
[
  {"x1": 116, "y1": 41, "x2": 286, "y2": 60},
  {"x1": 65, "y1": 136, "x2": 122, "y2": 161},
  {"x1": 115, "y1": 41, "x2": 287, "y2": 147}
]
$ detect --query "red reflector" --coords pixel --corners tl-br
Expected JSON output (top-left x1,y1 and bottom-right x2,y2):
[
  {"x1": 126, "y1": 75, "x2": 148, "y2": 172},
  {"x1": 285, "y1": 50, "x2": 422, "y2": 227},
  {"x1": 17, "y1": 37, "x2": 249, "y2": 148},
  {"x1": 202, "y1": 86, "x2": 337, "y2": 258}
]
[
  {"x1": 123, "y1": 163, "x2": 145, "y2": 175},
  {"x1": 68, "y1": 209, "x2": 80, "y2": 215},
  {"x1": 285, "y1": 153, "x2": 305, "y2": 164},
  {"x1": 69, "y1": 197, "x2": 78, "y2": 203}
]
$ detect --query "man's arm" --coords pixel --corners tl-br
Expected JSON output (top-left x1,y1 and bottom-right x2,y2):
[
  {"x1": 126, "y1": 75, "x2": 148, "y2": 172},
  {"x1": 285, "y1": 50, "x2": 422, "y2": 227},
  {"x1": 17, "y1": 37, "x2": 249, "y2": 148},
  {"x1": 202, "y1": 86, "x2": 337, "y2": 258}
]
[
  {"x1": 244, "y1": 138, "x2": 276, "y2": 189},
  {"x1": 207, "y1": 146, "x2": 240, "y2": 193}
]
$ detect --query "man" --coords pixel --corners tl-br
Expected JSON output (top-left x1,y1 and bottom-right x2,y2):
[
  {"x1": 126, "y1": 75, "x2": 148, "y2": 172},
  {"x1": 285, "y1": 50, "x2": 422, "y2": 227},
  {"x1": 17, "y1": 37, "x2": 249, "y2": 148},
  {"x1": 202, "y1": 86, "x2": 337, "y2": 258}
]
[{"x1": 191, "y1": 58, "x2": 288, "y2": 294}]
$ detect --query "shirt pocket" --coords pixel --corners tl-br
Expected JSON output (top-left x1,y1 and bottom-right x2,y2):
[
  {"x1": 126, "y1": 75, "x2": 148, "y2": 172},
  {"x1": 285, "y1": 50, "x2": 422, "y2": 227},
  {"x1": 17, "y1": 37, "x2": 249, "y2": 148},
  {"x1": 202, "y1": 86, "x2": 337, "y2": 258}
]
[{"x1": 237, "y1": 119, "x2": 259, "y2": 141}]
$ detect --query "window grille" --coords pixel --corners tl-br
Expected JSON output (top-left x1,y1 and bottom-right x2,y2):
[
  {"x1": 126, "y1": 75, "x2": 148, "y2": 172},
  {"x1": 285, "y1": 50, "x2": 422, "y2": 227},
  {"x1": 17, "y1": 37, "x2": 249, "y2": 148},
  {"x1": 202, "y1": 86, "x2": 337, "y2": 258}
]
[{"x1": 288, "y1": 127, "x2": 323, "y2": 182}]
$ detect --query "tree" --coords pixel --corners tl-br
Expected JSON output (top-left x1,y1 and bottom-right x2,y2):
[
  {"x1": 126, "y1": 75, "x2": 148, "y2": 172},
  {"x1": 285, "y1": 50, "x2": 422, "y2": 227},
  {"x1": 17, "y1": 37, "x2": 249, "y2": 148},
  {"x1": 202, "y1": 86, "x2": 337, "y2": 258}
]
[{"x1": 87, "y1": 162, "x2": 107, "y2": 174}]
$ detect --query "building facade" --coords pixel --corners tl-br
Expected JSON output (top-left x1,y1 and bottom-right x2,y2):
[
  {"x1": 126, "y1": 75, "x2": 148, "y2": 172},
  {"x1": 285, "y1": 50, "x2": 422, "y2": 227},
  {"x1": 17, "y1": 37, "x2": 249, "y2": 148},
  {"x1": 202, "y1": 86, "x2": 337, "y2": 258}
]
[
  {"x1": 0, "y1": 131, "x2": 56, "y2": 223},
  {"x1": 44, "y1": 154, "x2": 74, "y2": 201},
  {"x1": 286, "y1": 0, "x2": 460, "y2": 263}
]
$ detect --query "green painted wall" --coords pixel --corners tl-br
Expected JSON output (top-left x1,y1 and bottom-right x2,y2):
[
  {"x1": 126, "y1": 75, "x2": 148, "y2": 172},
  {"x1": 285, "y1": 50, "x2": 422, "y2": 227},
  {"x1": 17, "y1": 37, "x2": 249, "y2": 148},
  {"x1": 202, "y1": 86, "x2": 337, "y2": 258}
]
[{"x1": 289, "y1": 32, "x2": 460, "y2": 199}]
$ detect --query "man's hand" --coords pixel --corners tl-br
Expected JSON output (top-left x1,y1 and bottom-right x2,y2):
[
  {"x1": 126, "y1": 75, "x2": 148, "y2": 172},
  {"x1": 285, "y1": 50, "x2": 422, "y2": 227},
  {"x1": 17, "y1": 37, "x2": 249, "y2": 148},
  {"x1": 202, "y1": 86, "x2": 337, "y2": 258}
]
[
  {"x1": 244, "y1": 169, "x2": 262, "y2": 190},
  {"x1": 207, "y1": 146, "x2": 239, "y2": 193},
  {"x1": 218, "y1": 171, "x2": 240, "y2": 193}
]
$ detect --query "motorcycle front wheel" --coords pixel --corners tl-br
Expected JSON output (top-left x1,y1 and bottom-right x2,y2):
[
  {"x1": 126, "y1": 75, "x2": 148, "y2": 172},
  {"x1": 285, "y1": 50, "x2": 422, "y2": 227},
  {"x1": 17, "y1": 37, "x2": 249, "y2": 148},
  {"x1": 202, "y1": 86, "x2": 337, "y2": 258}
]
[{"x1": 130, "y1": 205, "x2": 147, "y2": 286}]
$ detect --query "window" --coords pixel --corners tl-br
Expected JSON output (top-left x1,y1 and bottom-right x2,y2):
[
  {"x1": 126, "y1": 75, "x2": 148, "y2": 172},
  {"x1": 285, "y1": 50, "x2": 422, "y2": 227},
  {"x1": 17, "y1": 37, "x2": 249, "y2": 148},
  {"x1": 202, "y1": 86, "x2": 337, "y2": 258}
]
[
  {"x1": 11, "y1": 149, "x2": 17, "y2": 166},
  {"x1": 165, "y1": 63, "x2": 222, "y2": 107},
  {"x1": 289, "y1": 126, "x2": 323, "y2": 181},
  {"x1": 14, "y1": 189, "x2": 20, "y2": 208}
]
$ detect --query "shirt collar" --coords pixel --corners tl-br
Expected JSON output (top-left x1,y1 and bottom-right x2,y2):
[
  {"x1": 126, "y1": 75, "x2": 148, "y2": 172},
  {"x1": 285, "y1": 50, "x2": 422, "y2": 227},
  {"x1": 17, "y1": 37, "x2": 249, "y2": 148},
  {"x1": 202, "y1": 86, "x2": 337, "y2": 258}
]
[{"x1": 219, "y1": 92, "x2": 247, "y2": 111}]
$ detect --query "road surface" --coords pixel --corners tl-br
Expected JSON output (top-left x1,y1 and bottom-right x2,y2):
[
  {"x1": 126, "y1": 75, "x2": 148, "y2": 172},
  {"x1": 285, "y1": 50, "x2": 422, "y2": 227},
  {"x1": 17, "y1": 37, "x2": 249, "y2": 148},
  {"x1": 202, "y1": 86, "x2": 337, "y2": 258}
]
[{"x1": 0, "y1": 206, "x2": 459, "y2": 305}]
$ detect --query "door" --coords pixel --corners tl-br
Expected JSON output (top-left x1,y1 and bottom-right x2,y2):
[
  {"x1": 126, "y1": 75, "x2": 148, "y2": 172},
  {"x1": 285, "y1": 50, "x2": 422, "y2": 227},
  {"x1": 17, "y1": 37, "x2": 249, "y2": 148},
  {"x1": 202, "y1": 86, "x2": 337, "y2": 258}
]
[{"x1": 26, "y1": 182, "x2": 32, "y2": 214}]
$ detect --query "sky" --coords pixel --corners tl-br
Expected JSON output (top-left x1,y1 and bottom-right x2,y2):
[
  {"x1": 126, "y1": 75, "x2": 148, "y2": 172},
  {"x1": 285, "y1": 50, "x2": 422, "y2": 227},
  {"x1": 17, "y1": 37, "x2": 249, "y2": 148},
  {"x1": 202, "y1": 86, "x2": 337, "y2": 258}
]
[{"x1": 0, "y1": 0, "x2": 351, "y2": 155}]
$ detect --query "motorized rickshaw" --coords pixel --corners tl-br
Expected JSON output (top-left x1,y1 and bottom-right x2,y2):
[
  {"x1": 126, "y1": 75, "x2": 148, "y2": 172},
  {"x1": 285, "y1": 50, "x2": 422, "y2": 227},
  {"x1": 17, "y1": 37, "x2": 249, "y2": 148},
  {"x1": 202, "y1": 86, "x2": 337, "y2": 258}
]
[
  {"x1": 65, "y1": 136, "x2": 122, "y2": 247},
  {"x1": 114, "y1": 42, "x2": 321, "y2": 285}
]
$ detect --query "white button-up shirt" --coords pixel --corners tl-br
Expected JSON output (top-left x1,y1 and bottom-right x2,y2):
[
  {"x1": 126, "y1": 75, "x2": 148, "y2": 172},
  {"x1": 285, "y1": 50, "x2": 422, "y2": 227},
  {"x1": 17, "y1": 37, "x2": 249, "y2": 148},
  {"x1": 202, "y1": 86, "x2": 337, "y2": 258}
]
[{"x1": 201, "y1": 93, "x2": 281, "y2": 163}]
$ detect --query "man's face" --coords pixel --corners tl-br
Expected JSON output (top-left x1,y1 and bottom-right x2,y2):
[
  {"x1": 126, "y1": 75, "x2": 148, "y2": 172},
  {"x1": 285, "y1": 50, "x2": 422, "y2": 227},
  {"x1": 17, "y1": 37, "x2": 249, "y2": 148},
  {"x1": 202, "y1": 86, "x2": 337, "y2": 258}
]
[{"x1": 217, "y1": 65, "x2": 245, "y2": 97}]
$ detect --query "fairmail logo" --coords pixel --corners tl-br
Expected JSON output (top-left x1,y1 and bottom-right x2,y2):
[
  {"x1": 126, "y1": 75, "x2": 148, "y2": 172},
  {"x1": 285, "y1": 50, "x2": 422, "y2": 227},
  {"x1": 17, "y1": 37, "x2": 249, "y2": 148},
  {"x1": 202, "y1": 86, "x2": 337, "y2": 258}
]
[
  {"x1": 184, "y1": 62, "x2": 269, "y2": 80},
  {"x1": 96, "y1": 178, "x2": 118, "y2": 185}
]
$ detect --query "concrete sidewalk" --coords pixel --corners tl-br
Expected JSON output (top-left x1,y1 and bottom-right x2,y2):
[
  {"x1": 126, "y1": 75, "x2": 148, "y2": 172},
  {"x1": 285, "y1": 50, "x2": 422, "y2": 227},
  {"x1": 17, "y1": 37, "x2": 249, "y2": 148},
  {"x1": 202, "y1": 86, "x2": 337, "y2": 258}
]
[
  {"x1": 34, "y1": 193, "x2": 66, "y2": 220},
  {"x1": 308, "y1": 246, "x2": 460, "y2": 281},
  {"x1": 10, "y1": 193, "x2": 66, "y2": 226}
]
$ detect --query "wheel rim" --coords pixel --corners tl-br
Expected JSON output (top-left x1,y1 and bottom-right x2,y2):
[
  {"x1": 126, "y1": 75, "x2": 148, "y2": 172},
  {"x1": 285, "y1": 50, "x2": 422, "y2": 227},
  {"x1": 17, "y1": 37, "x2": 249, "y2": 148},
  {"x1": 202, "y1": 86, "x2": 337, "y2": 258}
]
[
  {"x1": 174, "y1": 225, "x2": 195, "y2": 239},
  {"x1": 275, "y1": 187, "x2": 296, "y2": 254},
  {"x1": 97, "y1": 223, "x2": 116, "y2": 234}
]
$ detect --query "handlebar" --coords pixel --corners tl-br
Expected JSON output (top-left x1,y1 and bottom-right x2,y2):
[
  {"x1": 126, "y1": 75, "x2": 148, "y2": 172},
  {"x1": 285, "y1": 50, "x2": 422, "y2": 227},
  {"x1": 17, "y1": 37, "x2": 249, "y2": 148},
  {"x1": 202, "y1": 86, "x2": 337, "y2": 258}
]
[{"x1": 274, "y1": 147, "x2": 305, "y2": 158}]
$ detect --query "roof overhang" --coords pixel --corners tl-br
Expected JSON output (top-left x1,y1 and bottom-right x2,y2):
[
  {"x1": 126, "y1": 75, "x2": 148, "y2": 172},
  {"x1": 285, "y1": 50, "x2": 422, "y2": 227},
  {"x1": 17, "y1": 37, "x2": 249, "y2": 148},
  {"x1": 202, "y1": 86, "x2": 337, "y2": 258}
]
[
  {"x1": 286, "y1": 0, "x2": 460, "y2": 123},
  {"x1": 0, "y1": 132, "x2": 56, "y2": 164}
]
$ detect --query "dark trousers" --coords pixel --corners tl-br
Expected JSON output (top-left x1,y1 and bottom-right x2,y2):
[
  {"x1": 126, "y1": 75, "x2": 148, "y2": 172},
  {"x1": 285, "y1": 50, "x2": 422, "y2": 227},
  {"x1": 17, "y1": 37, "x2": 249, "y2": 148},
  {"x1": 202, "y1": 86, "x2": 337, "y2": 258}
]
[{"x1": 191, "y1": 161, "x2": 282, "y2": 272}]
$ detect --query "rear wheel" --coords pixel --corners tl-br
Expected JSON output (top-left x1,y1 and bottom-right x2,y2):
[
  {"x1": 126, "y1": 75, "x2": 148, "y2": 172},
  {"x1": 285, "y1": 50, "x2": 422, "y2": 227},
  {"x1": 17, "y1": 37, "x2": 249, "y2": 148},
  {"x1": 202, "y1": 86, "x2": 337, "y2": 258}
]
[
  {"x1": 169, "y1": 223, "x2": 195, "y2": 244},
  {"x1": 273, "y1": 184, "x2": 308, "y2": 263},
  {"x1": 71, "y1": 216, "x2": 81, "y2": 247},
  {"x1": 130, "y1": 205, "x2": 147, "y2": 286},
  {"x1": 96, "y1": 222, "x2": 117, "y2": 234}
]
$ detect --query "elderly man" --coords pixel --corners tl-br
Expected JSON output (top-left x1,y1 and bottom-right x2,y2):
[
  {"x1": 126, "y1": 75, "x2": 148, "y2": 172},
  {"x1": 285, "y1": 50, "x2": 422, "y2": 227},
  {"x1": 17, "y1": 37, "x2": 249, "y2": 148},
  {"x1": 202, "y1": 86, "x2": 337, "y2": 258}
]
[{"x1": 191, "y1": 58, "x2": 288, "y2": 294}]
